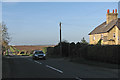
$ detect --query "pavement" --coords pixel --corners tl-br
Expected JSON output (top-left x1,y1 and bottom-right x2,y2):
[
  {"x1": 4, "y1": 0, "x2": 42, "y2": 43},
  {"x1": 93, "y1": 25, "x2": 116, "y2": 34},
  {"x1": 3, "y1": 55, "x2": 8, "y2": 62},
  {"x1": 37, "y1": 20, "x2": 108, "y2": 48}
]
[{"x1": 2, "y1": 55, "x2": 119, "y2": 80}]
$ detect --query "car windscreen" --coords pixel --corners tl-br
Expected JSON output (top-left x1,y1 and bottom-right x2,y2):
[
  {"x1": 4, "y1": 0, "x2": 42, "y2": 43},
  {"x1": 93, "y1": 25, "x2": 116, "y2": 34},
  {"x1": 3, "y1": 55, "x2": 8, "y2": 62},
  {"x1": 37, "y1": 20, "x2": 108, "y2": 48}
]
[{"x1": 35, "y1": 51, "x2": 44, "y2": 54}]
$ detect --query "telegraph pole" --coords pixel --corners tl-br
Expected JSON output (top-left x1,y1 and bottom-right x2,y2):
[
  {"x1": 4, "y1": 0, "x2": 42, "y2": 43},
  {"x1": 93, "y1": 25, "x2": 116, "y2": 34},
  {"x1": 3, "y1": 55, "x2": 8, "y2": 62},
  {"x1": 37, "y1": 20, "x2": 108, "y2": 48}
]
[{"x1": 59, "y1": 22, "x2": 62, "y2": 56}]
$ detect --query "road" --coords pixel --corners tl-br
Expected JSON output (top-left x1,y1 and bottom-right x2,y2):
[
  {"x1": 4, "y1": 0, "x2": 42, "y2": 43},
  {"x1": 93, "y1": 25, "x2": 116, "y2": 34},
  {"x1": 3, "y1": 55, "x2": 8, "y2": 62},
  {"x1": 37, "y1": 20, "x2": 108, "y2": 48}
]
[
  {"x1": 0, "y1": 54, "x2": 2, "y2": 80},
  {"x1": 2, "y1": 55, "x2": 119, "y2": 80}
]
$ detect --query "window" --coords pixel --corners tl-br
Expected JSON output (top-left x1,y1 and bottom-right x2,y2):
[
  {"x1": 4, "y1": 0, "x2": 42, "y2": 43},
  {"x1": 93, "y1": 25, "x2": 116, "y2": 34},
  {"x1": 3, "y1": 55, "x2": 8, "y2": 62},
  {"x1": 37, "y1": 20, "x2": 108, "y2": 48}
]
[
  {"x1": 101, "y1": 34, "x2": 103, "y2": 39},
  {"x1": 93, "y1": 35, "x2": 95, "y2": 41},
  {"x1": 113, "y1": 33, "x2": 115, "y2": 38}
]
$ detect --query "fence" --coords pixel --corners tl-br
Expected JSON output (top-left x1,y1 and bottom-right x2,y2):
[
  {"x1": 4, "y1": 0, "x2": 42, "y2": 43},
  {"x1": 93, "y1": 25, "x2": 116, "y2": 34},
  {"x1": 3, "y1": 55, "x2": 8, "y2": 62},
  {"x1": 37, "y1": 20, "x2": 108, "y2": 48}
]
[{"x1": 47, "y1": 42, "x2": 120, "y2": 64}]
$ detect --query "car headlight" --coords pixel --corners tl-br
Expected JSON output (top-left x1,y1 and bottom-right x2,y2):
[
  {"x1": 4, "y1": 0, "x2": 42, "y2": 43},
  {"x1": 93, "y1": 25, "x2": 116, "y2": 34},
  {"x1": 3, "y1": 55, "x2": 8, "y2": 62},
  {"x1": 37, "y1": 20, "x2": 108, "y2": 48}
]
[
  {"x1": 43, "y1": 54, "x2": 46, "y2": 56},
  {"x1": 34, "y1": 54, "x2": 38, "y2": 56}
]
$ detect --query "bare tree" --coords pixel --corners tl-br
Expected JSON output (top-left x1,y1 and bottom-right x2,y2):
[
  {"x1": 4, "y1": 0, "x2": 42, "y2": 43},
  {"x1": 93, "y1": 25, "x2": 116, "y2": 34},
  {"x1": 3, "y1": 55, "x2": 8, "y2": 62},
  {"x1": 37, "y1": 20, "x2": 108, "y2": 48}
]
[{"x1": 1, "y1": 22, "x2": 10, "y2": 54}]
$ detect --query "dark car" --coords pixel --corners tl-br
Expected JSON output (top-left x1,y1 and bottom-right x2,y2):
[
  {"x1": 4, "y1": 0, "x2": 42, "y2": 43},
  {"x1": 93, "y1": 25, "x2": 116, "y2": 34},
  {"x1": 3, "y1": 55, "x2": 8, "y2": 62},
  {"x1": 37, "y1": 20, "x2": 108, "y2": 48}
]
[{"x1": 32, "y1": 50, "x2": 46, "y2": 60}]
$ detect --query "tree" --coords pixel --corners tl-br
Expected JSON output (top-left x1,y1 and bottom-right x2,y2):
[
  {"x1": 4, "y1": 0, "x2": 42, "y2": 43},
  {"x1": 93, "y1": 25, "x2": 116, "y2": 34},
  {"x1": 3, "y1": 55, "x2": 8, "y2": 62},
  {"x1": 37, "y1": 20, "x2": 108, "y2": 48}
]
[
  {"x1": 1, "y1": 22, "x2": 10, "y2": 54},
  {"x1": 69, "y1": 42, "x2": 76, "y2": 56},
  {"x1": 42, "y1": 47, "x2": 48, "y2": 54},
  {"x1": 80, "y1": 37, "x2": 88, "y2": 44},
  {"x1": 2, "y1": 22, "x2": 10, "y2": 44},
  {"x1": 97, "y1": 39, "x2": 102, "y2": 45},
  {"x1": 57, "y1": 40, "x2": 69, "y2": 57},
  {"x1": 76, "y1": 42, "x2": 81, "y2": 48}
]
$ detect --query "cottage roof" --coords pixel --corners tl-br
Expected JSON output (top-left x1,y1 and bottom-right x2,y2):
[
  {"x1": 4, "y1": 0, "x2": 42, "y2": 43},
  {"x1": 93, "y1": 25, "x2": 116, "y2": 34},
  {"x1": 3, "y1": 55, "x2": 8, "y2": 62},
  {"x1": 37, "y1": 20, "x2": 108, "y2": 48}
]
[{"x1": 89, "y1": 18, "x2": 120, "y2": 35}]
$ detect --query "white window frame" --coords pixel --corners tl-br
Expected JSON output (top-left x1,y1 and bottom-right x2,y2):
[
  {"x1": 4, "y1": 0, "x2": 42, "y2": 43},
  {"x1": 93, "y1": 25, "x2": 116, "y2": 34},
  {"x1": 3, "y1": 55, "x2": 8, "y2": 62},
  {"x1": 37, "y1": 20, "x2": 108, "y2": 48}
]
[
  {"x1": 101, "y1": 34, "x2": 103, "y2": 39},
  {"x1": 93, "y1": 35, "x2": 95, "y2": 41}
]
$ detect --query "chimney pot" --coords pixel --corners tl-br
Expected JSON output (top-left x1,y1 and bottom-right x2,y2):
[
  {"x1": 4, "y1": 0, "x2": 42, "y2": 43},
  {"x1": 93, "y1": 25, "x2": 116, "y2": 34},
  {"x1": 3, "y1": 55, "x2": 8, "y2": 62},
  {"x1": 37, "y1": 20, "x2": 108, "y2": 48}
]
[
  {"x1": 113, "y1": 9, "x2": 114, "y2": 13},
  {"x1": 107, "y1": 9, "x2": 110, "y2": 13},
  {"x1": 115, "y1": 9, "x2": 117, "y2": 13}
]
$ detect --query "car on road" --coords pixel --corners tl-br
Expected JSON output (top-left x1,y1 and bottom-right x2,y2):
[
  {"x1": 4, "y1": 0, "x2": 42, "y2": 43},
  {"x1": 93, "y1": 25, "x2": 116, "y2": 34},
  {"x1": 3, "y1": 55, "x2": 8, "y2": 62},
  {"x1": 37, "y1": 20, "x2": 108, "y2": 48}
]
[{"x1": 32, "y1": 50, "x2": 46, "y2": 60}]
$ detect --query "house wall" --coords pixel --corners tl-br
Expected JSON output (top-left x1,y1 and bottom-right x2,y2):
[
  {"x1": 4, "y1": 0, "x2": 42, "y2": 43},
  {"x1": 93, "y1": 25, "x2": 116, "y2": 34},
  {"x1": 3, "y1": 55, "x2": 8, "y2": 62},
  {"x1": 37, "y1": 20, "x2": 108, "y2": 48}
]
[
  {"x1": 101, "y1": 33, "x2": 108, "y2": 45},
  {"x1": 118, "y1": 27, "x2": 120, "y2": 45},
  {"x1": 115, "y1": 26, "x2": 119, "y2": 44},
  {"x1": 89, "y1": 33, "x2": 108, "y2": 45},
  {"x1": 107, "y1": 26, "x2": 120, "y2": 45},
  {"x1": 89, "y1": 26, "x2": 120, "y2": 45},
  {"x1": 107, "y1": 26, "x2": 116, "y2": 45},
  {"x1": 89, "y1": 34, "x2": 100, "y2": 44},
  {"x1": 116, "y1": 26, "x2": 120, "y2": 45}
]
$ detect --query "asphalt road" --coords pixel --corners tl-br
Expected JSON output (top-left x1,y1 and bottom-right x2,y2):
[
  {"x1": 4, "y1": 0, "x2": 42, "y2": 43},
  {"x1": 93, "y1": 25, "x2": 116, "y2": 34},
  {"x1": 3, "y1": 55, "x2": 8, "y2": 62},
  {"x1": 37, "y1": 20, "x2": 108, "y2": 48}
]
[
  {"x1": 0, "y1": 54, "x2": 2, "y2": 80},
  {"x1": 2, "y1": 55, "x2": 119, "y2": 80}
]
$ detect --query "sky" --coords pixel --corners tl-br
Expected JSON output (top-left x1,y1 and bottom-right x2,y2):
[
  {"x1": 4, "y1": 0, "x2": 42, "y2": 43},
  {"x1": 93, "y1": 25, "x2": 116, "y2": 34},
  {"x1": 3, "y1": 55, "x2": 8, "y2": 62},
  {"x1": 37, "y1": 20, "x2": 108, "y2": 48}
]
[
  {"x1": 2, "y1": 2, "x2": 119, "y2": 45},
  {"x1": 2, "y1": 0, "x2": 120, "y2": 2},
  {"x1": 0, "y1": 1, "x2": 1, "y2": 23}
]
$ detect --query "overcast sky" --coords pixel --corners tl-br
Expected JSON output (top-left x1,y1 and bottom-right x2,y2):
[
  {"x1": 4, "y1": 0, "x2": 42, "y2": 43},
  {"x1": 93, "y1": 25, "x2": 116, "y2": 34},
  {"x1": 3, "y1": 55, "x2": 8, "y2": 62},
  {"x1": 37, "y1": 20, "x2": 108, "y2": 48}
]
[{"x1": 2, "y1": 2, "x2": 118, "y2": 45}]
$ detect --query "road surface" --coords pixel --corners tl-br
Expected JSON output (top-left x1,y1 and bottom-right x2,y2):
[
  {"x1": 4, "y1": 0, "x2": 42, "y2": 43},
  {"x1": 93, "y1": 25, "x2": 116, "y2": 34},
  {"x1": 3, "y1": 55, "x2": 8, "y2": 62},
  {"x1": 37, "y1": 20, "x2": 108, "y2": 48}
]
[
  {"x1": 0, "y1": 54, "x2": 2, "y2": 80},
  {"x1": 2, "y1": 55, "x2": 119, "y2": 80}
]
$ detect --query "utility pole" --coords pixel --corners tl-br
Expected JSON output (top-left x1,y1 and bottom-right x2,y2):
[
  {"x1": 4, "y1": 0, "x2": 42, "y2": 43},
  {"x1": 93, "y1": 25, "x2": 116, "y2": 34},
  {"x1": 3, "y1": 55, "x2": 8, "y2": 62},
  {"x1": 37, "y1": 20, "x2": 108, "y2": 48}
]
[{"x1": 59, "y1": 22, "x2": 62, "y2": 56}]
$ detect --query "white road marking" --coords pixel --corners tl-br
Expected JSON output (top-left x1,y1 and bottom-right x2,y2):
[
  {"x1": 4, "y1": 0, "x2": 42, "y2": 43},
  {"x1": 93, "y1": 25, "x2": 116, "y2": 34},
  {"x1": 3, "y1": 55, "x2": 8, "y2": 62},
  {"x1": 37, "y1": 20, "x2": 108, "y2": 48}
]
[
  {"x1": 27, "y1": 59, "x2": 42, "y2": 64},
  {"x1": 75, "y1": 77, "x2": 83, "y2": 80},
  {"x1": 34, "y1": 60, "x2": 42, "y2": 64},
  {"x1": 28, "y1": 59, "x2": 63, "y2": 74},
  {"x1": 46, "y1": 65, "x2": 63, "y2": 73}
]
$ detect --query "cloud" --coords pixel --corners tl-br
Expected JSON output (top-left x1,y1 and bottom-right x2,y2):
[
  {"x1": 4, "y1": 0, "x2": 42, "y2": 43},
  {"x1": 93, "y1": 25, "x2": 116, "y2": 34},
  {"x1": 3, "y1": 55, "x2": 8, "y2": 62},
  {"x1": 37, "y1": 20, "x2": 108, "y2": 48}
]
[{"x1": 2, "y1": 0, "x2": 120, "y2": 2}]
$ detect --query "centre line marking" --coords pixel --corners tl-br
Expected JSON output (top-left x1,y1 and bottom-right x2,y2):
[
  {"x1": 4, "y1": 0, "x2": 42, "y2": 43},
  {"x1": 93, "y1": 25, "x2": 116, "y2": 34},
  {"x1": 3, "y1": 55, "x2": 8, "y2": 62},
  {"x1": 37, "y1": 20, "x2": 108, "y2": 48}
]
[
  {"x1": 46, "y1": 65, "x2": 63, "y2": 73},
  {"x1": 75, "y1": 77, "x2": 83, "y2": 80},
  {"x1": 34, "y1": 60, "x2": 42, "y2": 64},
  {"x1": 28, "y1": 59, "x2": 42, "y2": 64}
]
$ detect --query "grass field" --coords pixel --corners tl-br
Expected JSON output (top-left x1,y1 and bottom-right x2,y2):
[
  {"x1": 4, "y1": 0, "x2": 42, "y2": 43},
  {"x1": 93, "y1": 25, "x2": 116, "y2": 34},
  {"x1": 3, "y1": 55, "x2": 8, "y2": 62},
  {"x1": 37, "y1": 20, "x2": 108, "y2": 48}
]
[{"x1": 3, "y1": 45, "x2": 54, "y2": 56}]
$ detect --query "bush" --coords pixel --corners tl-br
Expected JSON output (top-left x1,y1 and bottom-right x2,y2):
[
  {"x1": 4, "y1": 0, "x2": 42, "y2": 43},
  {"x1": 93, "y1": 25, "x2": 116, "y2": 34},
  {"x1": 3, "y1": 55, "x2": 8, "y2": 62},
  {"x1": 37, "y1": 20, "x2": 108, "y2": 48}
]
[
  {"x1": 42, "y1": 47, "x2": 48, "y2": 54},
  {"x1": 47, "y1": 40, "x2": 120, "y2": 64},
  {"x1": 47, "y1": 47, "x2": 54, "y2": 56}
]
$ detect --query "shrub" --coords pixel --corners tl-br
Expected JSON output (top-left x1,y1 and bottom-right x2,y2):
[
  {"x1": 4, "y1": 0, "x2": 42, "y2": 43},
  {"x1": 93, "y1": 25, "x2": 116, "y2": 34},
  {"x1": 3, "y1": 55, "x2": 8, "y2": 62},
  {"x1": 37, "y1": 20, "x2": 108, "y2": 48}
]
[
  {"x1": 47, "y1": 47, "x2": 54, "y2": 56},
  {"x1": 42, "y1": 47, "x2": 48, "y2": 54}
]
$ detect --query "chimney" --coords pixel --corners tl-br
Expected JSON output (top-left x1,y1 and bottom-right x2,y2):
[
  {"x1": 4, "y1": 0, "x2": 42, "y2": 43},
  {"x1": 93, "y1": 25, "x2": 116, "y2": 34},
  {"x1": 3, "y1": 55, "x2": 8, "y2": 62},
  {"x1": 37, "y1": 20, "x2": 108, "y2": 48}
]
[{"x1": 106, "y1": 9, "x2": 118, "y2": 24}]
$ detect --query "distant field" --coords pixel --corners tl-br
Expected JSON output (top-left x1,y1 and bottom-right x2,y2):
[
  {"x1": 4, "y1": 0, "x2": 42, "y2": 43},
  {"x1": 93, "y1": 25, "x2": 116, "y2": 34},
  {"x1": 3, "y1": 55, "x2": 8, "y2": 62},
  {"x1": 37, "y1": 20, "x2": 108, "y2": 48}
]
[{"x1": 13, "y1": 45, "x2": 55, "y2": 51}]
